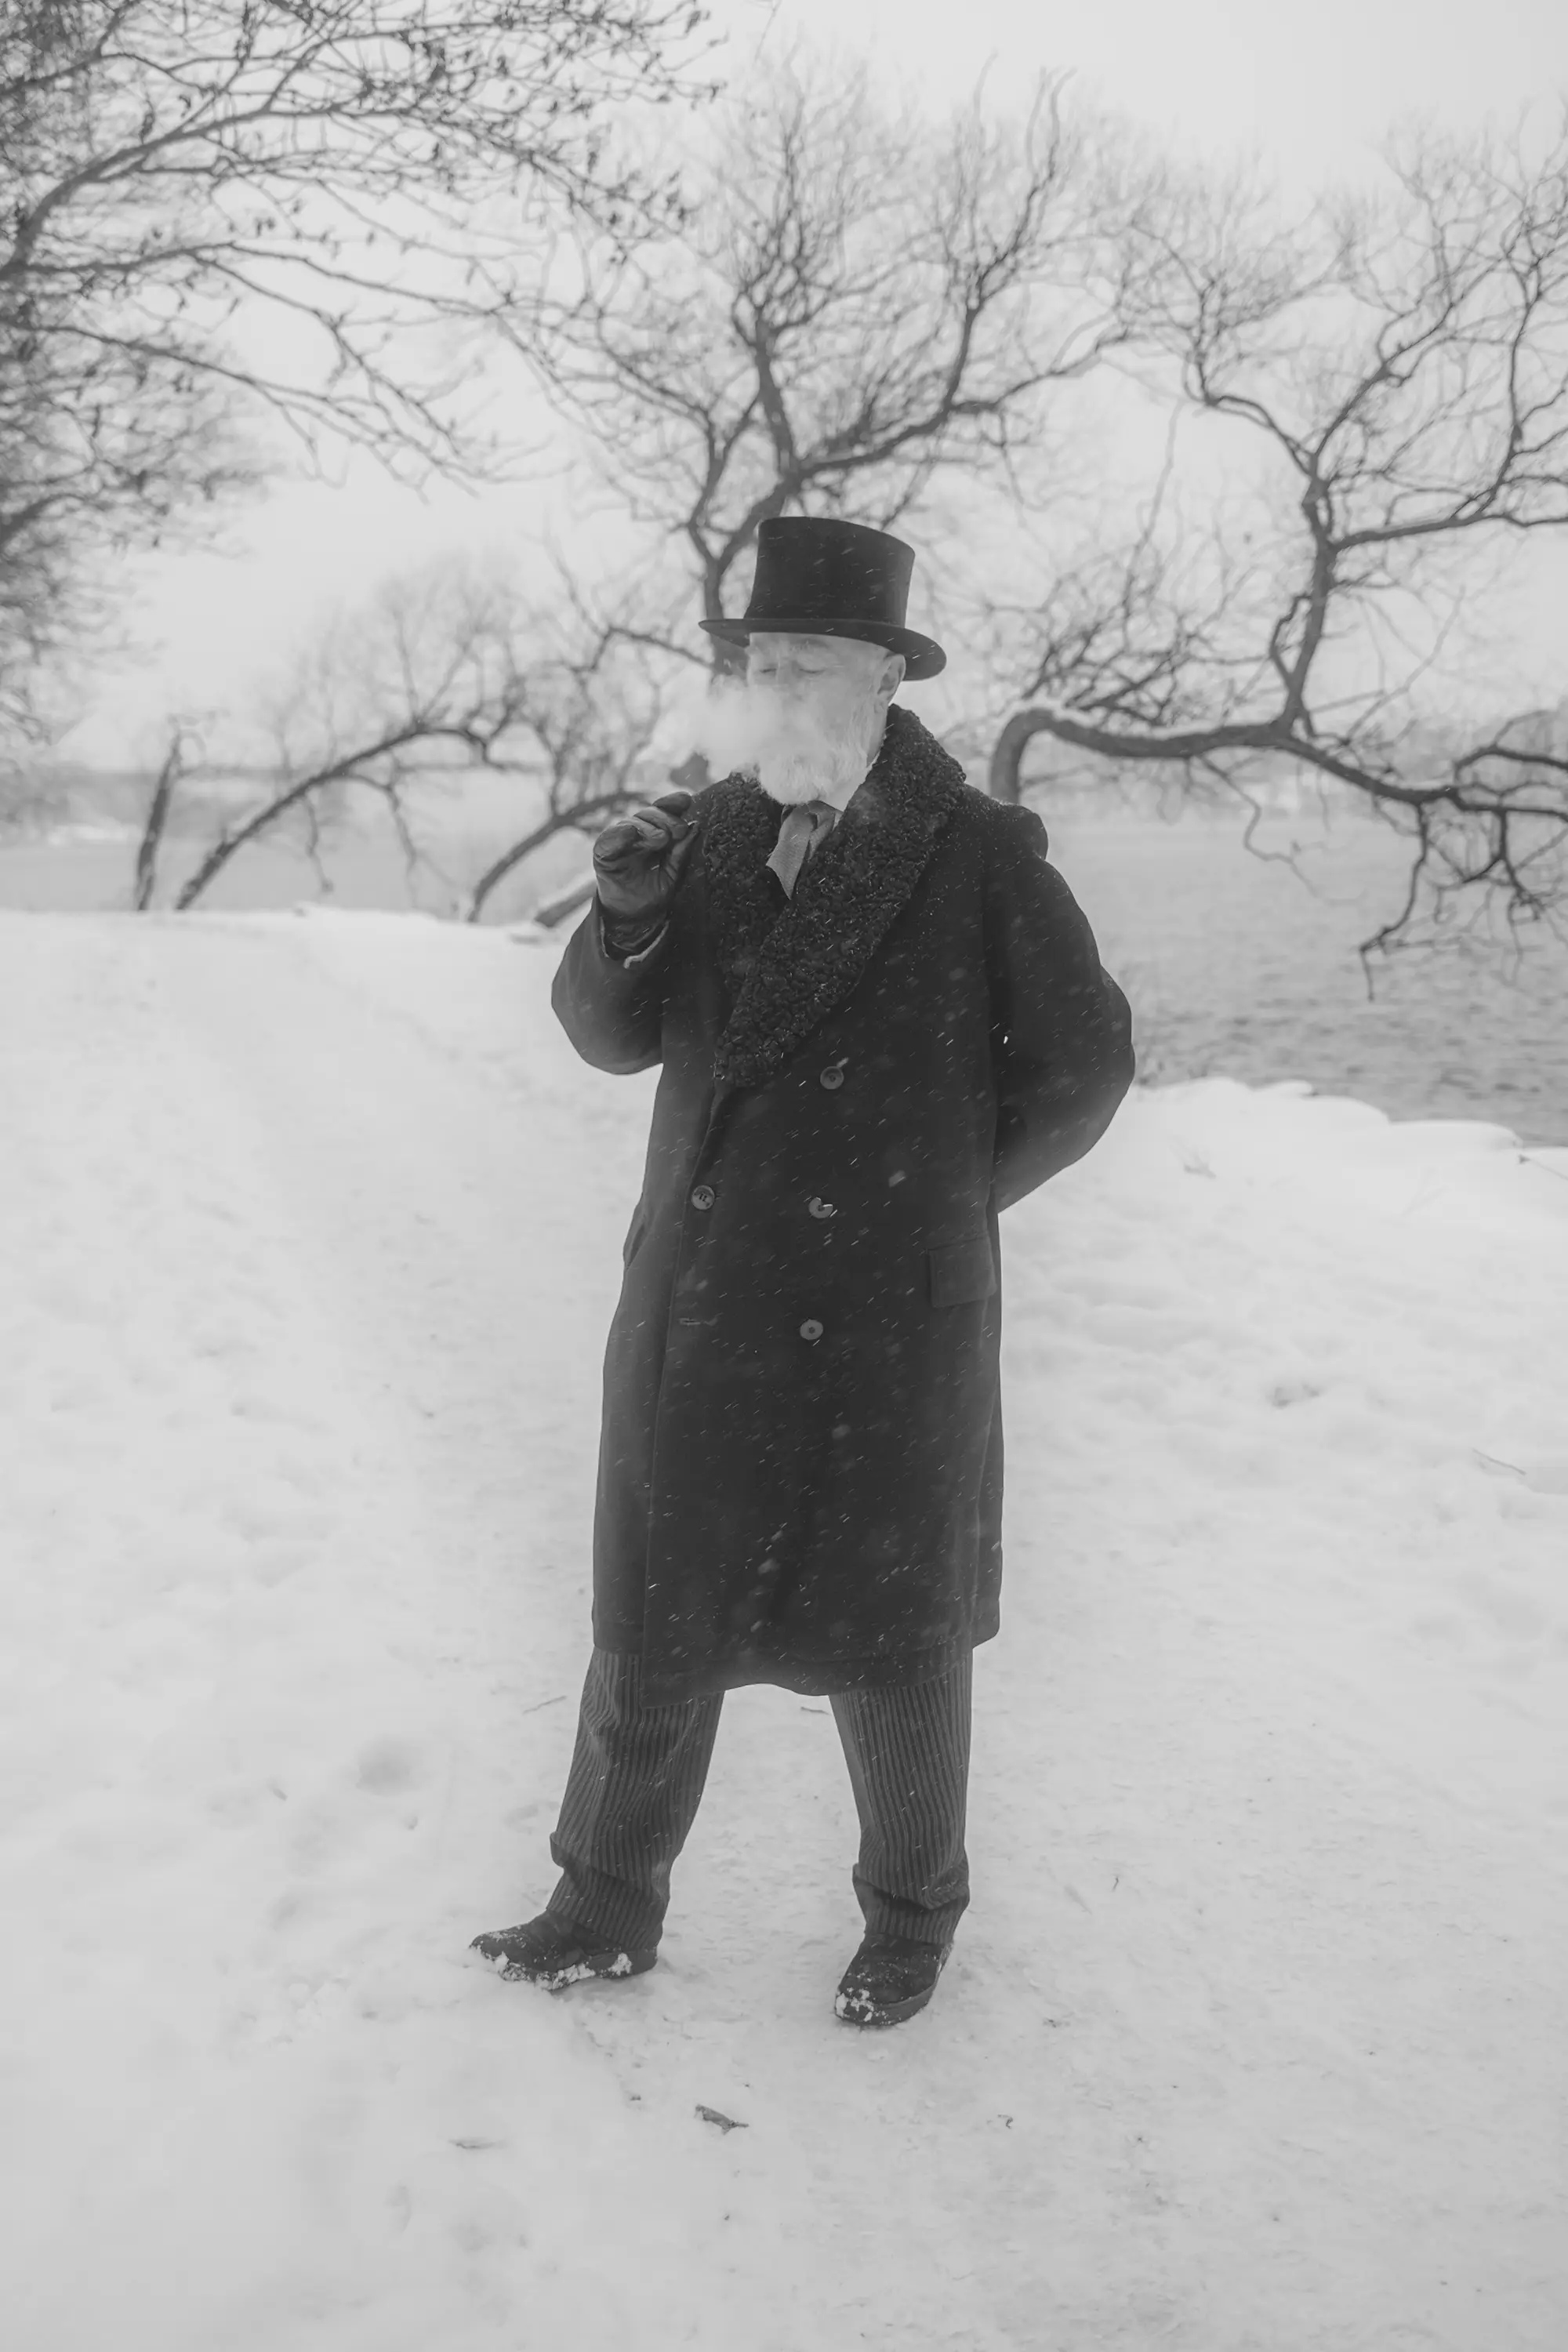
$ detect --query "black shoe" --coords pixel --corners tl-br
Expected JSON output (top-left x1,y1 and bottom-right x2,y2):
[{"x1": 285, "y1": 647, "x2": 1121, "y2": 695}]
[
  {"x1": 833, "y1": 1931, "x2": 954, "y2": 2028},
  {"x1": 469, "y1": 1911, "x2": 657, "y2": 1990}
]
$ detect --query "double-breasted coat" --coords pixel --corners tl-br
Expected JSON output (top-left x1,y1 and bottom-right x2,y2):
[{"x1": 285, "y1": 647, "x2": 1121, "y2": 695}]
[{"x1": 550, "y1": 702, "x2": 1135, "y2": 1708}]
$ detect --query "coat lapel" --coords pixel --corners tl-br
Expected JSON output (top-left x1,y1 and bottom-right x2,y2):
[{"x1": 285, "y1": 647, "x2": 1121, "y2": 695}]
[{"x1": 698, "y1": 702, "x2": 969, "y2": 1092}]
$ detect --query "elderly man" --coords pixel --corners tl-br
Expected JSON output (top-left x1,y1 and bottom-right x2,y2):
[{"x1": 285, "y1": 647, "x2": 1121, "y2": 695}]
[{"x1": 473, "y1": 517, "x2": 1134, "y2": 2027}]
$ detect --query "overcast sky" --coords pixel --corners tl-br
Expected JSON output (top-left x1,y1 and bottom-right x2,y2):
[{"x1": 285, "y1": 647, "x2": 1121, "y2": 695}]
[{"x1": 64, "y1": 0, "x2": 1568, "y2": 766}]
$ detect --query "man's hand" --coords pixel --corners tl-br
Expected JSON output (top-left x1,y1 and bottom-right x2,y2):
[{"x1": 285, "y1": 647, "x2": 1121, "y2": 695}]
[{"x1": 593, "y1": 790, "x2": 698, "y2": 930}]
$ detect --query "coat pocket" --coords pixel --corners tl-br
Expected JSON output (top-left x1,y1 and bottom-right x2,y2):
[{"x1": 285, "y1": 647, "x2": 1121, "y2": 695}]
[{"x1": 927, "y1": 1236, "x2": 998, "y2": 1308}]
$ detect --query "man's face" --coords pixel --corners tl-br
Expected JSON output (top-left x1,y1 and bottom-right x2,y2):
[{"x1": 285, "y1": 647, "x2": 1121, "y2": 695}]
[{"x1": 742, "y1": 633, "x2": 898, "y2": 805}]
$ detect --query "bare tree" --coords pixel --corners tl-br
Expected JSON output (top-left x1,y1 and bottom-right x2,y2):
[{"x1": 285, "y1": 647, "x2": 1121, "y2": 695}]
[
  {"x1": 522, "y1": 44, "x2": 1150, "y2": 680},
  {"x1": 986, "y1": 118, "x2": 1568, "y2": 960},
  {"x1": 1, "y1": 0, "x2": 716, "y2": 741},
  {"x1": 461, "y1": 567, "x2": 679, "y2": 921},
  {"x1": 132, "y1": 721, "x2": 191, "y2": 909},
  {"x1": 131, "y1": 562, "x2": 675, "y2": 916}
]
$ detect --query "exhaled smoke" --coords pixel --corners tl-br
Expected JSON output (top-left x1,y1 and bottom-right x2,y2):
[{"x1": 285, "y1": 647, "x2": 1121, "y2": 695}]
[
  {"x1": 684, "y1": 676, "x2": 878, "y2": 807},
  {"x1": 685, "y1": 676, "x2": 772, "y2": 779}
]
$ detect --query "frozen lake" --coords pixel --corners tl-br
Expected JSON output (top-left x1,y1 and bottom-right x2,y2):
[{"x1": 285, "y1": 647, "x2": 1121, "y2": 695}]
[{"x1": 4, "y1": 790, "x2": 1564, "y2": 1145}]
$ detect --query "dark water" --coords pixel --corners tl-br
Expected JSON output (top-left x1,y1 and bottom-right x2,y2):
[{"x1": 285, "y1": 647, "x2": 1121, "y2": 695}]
[
  {"x1": 5, "y1": 799, "x2": 1565, "y2": 1145},
  {"x1": 1045, "y1": 807, "x2": 1568, "y2": 1149}
]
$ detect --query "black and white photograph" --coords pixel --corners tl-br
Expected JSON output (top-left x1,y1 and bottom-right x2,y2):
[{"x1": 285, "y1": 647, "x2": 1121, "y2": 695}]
[{"x1": 4, "y1": 0, "x2": 1566, "y2": 2343}]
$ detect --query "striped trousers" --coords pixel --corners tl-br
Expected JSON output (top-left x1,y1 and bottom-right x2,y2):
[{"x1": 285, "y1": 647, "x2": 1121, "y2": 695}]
[{"x1": 544, "y1": 1647, "x2": 972, "y2": 1952}]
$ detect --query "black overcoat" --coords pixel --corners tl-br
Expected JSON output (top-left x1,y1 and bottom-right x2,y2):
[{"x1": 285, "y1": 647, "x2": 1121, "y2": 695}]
[{"x1": 550, "y1": 704, "x2": 1134, "y2": 1707}]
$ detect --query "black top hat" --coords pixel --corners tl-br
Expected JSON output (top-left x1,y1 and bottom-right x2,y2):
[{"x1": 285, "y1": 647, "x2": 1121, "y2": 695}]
[{"x1": 700, "y1": 517, "x2": 946, "y2": 681}]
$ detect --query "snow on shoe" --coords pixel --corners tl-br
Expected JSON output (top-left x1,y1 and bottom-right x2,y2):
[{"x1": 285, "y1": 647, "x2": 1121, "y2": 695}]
[
  {"x1": 833, "y1": 1933, "x2": 953, "y2": 2028},
  {"x1": 469, "y1": 1912, "x2": 657, "y2": 1990}
]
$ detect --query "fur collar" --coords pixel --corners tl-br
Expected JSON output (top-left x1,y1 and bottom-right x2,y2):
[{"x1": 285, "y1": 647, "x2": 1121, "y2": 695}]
[{"x1": 697, "y1": 701, "x2": 969, "y2": 1092}]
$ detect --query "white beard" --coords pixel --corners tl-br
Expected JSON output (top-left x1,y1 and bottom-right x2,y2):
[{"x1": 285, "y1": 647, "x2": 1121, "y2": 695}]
[
  {"x1": 750, "y1": 696, "x2": 879, "y2": 808},
  {"x1": 756, "y1": 741, "x2": 864, "y2": 807}
]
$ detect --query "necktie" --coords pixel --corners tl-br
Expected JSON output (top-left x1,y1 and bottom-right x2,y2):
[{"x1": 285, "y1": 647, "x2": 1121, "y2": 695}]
[{"x1": 766, "y1": 799, "x2": 839, "y2": 899}]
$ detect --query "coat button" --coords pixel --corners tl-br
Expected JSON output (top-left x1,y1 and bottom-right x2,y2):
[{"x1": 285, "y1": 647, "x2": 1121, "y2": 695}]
[
  {"x1": 799, "y1": 1318, "x2": 824, "y2": 1341},
  {"x1": 690, "y1": 1184, "x2": 715, "y2": 1210},
  {"x1": 818, "y1": 1065, "x2": 845, "y2": 1090},
  {"x1": 807, "y1": 1196, "x2": 836, "y2": 1219}
]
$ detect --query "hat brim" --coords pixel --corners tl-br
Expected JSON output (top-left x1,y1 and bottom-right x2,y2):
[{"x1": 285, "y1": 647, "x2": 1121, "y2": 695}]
[{"x1": 699, "y1": 615, "x2": 946, "y2": 682}]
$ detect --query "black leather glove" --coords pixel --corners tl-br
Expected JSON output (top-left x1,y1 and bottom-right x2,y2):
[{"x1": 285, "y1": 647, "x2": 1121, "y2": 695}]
[{"x1": 593, "y1": 790, "x2": 698, "y2": 935}]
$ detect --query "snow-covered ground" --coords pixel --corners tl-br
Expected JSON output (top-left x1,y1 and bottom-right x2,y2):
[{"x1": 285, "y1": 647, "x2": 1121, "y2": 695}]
[{"x1": 4, "y1": 906, "x2": 1566, "y2": 2352}]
